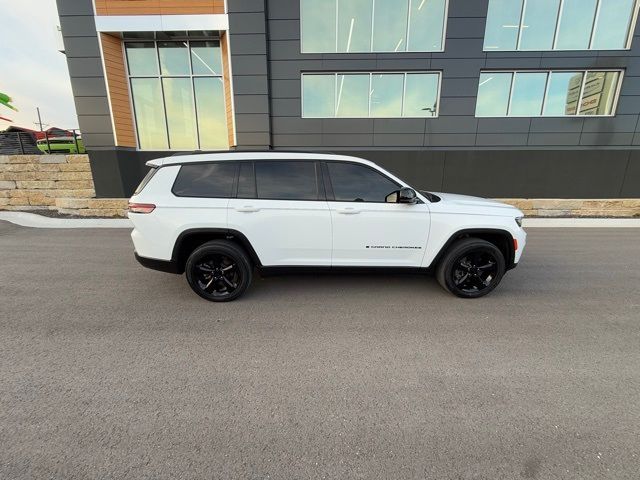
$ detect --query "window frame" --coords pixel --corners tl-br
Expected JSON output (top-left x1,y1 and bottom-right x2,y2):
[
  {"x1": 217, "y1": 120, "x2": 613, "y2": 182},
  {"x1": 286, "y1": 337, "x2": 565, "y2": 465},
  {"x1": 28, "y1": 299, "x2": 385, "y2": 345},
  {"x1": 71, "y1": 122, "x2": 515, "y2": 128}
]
[
  {"x1": 322, "y1": 160, "x2": 402, "y2": 204},
  {"x1": 475, "y1": 69, "x2": 625, "y2": 118},
  {"x1": 300, "y1": 0, "x2": 450, "y2": 53},
  {"x1": 123, "y1": 36, "x2": 228, "y2": 152},
  {"x1": 301, "y1": 71, "x2": 442, "y2": 119},
  {"x1": 483, "y1": 0, "x2": 640, "y2": 51}
]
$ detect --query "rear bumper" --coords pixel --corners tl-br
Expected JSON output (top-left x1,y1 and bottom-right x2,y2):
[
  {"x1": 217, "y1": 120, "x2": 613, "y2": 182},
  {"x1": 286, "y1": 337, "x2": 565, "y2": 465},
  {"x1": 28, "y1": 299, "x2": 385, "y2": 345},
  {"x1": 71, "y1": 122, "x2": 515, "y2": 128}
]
[{"x1": 134, "y1": 252, "x2": 180, "y2": 274}]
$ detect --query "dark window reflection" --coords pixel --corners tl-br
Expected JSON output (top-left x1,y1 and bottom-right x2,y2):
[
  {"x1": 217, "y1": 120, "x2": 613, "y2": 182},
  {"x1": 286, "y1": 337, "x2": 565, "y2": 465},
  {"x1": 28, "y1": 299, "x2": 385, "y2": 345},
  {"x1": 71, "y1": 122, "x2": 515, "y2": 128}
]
[
  {"x1": 327, "y1": 162, "x2": 399, "y2": 202},
  {"x1": 255, "y1": 161, "x2": 318, "y2": 200},
  {"x1": 173, "y1": 162, "x2": 237, "y2": 198}
]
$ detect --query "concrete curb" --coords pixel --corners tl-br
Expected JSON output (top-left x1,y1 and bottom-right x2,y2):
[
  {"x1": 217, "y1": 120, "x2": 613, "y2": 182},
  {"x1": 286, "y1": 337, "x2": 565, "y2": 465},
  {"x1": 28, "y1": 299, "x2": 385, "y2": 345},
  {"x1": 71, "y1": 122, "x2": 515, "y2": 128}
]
[
  {"x1": 0, "y1": 211, "x2": 133, "y2": 229},
  {"x1": 1, "y1": 211, "x2": 639, "y2": 229}
]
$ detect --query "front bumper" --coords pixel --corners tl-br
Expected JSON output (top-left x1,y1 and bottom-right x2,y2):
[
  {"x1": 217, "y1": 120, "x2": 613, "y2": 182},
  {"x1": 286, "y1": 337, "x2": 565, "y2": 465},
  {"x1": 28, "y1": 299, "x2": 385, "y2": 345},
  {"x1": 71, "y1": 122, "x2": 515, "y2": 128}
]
[{"x1": 134, "y1": 252, "x2": 180, "y2": 274}]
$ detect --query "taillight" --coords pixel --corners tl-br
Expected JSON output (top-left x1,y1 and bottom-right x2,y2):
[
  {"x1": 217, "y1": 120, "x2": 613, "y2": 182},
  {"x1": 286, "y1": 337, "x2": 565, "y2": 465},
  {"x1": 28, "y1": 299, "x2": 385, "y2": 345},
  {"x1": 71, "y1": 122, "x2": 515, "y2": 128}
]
[{"x1": 128, "y1": 202, "x2": 156, "y2": 214}]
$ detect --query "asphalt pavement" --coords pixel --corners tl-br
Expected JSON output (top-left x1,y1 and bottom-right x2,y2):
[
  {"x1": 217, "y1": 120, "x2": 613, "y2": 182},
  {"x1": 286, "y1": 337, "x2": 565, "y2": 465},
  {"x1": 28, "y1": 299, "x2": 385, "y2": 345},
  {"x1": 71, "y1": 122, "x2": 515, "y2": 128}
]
[{"x1": 0, "y1": 220, "x2": 639, "y2": 479}]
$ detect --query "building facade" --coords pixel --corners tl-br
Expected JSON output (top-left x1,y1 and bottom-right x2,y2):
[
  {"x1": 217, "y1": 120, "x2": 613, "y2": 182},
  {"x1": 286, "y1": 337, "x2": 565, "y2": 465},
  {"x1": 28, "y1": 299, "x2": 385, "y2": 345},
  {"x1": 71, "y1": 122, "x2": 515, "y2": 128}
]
[{"x1": 57, "y1": 0, "x2": 640, "y2": 199}]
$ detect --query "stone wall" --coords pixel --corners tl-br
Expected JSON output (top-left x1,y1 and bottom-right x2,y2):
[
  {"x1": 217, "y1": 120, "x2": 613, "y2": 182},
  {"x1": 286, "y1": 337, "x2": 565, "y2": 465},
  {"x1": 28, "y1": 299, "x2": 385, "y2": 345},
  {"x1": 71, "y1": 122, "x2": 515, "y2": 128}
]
[
  {"x1": 1, "y1": 155, "x2": 639, "y2": 218},
  {"x1": 0, "y1": 155, "x2": 127, "y2": 217},
  {"x1": 498, "y1": 199, "x2": 640, "y2": 218}
]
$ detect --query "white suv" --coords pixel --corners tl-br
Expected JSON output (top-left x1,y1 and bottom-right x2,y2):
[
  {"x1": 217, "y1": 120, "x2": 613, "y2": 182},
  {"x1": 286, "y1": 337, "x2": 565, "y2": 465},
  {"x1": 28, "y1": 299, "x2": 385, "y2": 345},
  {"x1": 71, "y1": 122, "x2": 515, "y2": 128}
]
[{"x1": 129, "y1": 152, "x2": 526, "y2": 301}]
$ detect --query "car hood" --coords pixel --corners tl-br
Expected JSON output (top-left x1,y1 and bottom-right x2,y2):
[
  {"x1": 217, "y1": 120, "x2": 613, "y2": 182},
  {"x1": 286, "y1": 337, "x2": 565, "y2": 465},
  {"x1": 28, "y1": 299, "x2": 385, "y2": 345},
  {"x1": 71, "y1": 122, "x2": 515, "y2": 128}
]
[{"x1": 423, "y1": 191, "x2": 522, "y2": 215}]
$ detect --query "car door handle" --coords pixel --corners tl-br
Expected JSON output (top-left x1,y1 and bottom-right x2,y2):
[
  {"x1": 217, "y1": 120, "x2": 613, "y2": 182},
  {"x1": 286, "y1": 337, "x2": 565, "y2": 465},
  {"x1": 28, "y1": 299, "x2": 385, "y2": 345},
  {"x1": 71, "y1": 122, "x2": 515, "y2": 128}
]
[
  {"x1": 235, "y1": 206, "x2": 260, "y2": 213},
  {"x1": 336, "y1": 207, "x2": 360, "y2": 215}
]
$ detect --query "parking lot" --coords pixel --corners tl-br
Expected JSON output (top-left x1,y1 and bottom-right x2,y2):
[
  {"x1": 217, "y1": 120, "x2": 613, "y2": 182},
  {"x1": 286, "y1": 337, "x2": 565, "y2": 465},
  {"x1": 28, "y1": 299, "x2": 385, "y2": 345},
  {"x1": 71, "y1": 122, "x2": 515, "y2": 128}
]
[{"x1": 1, "y1": 220, "x2": 639, "y2": 479}]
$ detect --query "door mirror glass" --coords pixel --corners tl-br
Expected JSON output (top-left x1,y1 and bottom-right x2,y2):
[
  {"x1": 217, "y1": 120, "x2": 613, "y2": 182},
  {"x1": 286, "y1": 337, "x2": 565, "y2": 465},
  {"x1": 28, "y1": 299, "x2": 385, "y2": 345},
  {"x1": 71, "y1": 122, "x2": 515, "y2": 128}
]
[
  {"x1": 399, "y1": 187, "x2": 417, "y2": 204},
  {"x1": 386, "y1": 187, "x2": 417, "y2": 204}
]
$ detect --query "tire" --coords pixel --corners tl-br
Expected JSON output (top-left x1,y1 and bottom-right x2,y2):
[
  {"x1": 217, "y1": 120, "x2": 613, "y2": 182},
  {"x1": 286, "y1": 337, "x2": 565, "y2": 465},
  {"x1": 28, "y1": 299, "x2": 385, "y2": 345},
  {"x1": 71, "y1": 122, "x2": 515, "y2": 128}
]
[
  {"x1": 185, "y1": 240, "x2": 253, "y2": 302},
  {"x1": 435, "y1": 238, "x2": 506, "y2": 298}
]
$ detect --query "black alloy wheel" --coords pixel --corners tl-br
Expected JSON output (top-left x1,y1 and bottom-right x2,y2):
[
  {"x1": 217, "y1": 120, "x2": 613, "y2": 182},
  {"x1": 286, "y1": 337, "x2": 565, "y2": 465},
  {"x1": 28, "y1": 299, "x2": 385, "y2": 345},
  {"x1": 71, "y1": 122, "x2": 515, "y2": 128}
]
[
  {"x1": 452, "y1": 250, "x2": 500, "y2": 294},
  {"x1": 186, "y1": 240, "x2": 252, "y2": 302},
  {"x1": 193, "y1": 254, "x2": 240, "y2": 299},
  {"x1": 436, "y1": 238, "x2": 506, "y2": 298}
]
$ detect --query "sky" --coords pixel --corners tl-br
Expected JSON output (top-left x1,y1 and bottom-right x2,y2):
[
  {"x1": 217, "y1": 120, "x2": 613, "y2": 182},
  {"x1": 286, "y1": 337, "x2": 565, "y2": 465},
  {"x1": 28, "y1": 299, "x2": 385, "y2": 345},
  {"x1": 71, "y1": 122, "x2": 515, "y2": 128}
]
[{"x1": 0, "y1": 0, "x2": 79, "y2": 130}]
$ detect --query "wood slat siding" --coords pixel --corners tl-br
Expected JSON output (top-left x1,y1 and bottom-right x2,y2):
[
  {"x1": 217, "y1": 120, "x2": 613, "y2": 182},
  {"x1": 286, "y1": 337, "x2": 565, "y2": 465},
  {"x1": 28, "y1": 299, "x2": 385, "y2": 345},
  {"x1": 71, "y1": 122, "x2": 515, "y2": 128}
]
[
  {"x1": 101, "y1": 33, "x2": 137, "y2": 148},
  {"x1": 95, "y1": 0, "x2": 225, "y2": 15},
  {"x1": 221, "y1": 32, "x2": 235, "y2": 147}
]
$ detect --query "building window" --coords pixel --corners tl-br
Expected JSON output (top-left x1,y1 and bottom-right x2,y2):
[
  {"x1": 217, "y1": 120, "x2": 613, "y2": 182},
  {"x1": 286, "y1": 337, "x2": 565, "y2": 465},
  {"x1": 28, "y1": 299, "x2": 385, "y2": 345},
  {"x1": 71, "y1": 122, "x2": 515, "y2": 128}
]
[
  {"x1": 302, "y1": 72, "x2": 441, "y2": 118},
  {"x1": 475, "y1": 70, "x2": 623, "y2": 117},
  {"x1": 124, "y1": 38, "x2": 228, "y2": 151},
  {"x1": 300, "y1": 0, "x2": 448, "y2": 53},
  {"x1": 483, "y1": 0, "x2": 640, "y2": 51}
]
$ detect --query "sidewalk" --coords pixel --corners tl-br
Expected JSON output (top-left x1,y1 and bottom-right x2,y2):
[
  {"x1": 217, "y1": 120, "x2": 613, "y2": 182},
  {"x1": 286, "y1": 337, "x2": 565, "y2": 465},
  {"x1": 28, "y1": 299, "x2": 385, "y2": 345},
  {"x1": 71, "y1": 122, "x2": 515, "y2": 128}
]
[{"x1": 1, "y1": 211, "x2": 640, "y2": 229}]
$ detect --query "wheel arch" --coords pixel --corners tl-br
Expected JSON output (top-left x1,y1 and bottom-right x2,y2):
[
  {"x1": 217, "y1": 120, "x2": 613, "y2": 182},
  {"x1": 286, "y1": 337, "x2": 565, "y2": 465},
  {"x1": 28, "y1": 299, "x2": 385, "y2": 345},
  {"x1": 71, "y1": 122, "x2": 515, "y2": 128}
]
[
  {"x1": 172, "y1": 228, "x2": 262, "y2": 274},
  {"x1": 429, "y1": 228, "x2": 516, "y2": 270}
]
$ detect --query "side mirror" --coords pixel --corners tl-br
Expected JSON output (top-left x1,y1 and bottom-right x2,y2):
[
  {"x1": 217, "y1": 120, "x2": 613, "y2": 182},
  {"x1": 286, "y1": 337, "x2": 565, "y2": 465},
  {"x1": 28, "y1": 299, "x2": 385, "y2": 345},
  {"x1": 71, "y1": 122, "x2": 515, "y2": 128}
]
[{"x1": 398, "y1": 187, "x2": 418, "y2": 204}]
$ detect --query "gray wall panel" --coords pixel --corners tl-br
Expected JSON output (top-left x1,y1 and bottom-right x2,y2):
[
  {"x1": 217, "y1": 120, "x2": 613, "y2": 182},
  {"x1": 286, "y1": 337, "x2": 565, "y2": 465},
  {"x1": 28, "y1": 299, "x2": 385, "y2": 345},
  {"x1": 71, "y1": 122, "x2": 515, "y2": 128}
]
[
  {"x1": 59, "y1": 15, "x2": 100, "y2": 37},
  {"x1": 527, "y1": 133, "x2": 583, "y2": 146},
  {"x1": 57, "y1": 0, "x2": 94, "y2": 16},
  {"x1": 70, "y1": 77, "x2": 109, "y2": 97},
  {"x1": 230, "y1": 34, "x2": 267, "y2": 55},
  {"x1": 477, "y1": 118, "x2": 531, "y2": 134},
  {"x1": 233, "y1": 75, "x2": 270, "y2": 95},
  {"x1": 62, "y1": 37, "x2": 101, "y2": 58},
  {"x1": 66, "y1": 57, "x2": 105, "y2": 78},
  {"x1": 322, "y1": 120, "x2": 374, "y2": 135},
  {"x1": 580, "y1": 133, "x2": 634, "y2": 146},
  {"x1": 374, "y1": 119, "x2": 427, "y2": 135},
  {"x1": 234, "y1": 95, "x2": 270, "y2": 114},
  {"x1": 76, "y1": 115, "x2": 114, "y2": 134},
  {"x1": 227, "y1": 0, "x2": 264, "y2": 13},
  {"x1": 74, "y1": 97, "x2": 111, "y2": 116},
  {"x1": 529, "y1": 118, "x2": 584, "y2": 133},
  {"x1": 228, "y1": 13, "x2": 266, "y2": 34}
]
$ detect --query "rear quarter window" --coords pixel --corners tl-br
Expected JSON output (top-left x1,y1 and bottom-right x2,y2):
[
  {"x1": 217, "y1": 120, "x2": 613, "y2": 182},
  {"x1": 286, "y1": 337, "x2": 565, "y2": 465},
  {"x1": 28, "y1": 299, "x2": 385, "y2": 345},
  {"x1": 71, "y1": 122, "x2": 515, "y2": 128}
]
[
  {"x1": 172, "y1": 162, "x2": 237, "y2": 198},
  {"x1": 134, "y1": 167, "x2": 158, "y2": 195}
]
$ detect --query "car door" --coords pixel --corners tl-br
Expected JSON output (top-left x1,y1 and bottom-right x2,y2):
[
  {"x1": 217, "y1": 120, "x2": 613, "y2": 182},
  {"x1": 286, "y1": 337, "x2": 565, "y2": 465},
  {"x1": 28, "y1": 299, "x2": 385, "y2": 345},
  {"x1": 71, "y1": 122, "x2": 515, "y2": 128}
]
[
  {"x1": 227, "y1": 160, "x2": 332, "y2": 267},
  {"x1": 324, "y1": 161, "x2": 430, "y2": 267}
]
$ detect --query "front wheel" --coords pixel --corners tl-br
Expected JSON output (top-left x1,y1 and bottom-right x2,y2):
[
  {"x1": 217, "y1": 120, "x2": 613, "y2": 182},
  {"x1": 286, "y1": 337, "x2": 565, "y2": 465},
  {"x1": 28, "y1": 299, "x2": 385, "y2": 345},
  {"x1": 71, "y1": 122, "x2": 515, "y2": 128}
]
[
  {"x1": 436, "y1": 238, "x2": 506, "y2": 298},
  {"x1": 185, "y1": 240, "x2": 252, "y2": 302}
]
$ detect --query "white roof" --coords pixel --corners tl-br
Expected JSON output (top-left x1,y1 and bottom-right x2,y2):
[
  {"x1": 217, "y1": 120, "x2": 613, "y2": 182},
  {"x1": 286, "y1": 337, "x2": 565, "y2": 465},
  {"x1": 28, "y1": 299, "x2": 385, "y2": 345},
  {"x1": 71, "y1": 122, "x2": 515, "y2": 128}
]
[{"x1": 146, "y1": 151, "x2": 375, "y2": 168}]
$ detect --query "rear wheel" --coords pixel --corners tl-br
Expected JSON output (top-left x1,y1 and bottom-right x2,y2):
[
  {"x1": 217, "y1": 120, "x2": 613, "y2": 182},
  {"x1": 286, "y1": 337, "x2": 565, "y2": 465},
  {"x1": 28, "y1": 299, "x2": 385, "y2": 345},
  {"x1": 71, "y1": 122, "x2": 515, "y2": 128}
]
[
  {"x1": 185, "y1": 240, "x2": 252, "y2": 302},
  {"x1": 436, "y1": 238, "x2": 506, "y2": 298}
]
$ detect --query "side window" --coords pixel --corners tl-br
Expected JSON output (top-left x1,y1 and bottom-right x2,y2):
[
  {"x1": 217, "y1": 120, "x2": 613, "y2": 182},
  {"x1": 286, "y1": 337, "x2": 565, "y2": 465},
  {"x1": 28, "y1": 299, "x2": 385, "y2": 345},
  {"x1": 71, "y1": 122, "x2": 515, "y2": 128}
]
[
  {"x1": 327, "y1": 162, "x2": 399, "y2": 202},
  {"x1": 237, "y1": 162, "x2": 256, "y2": 198},
  {"x1": 172, "y1": 162, "x2": 237, "y2": 198},
  {"x1": 255, "y1": 161, "x2": 319, "y2": 200}
]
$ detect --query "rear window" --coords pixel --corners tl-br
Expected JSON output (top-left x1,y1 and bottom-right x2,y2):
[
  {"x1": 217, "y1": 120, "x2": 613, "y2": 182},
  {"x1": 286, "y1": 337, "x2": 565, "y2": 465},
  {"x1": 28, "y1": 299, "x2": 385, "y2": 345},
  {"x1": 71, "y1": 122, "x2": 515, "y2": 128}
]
[
  {"x1": 255, "y1": 161, "x2": 319, "y2": 200},
  {"x1": 172, "y1": 162, "x2": 237, "y2": 198},
  {"x1": 134, "y1": 167, "x2": 158, "y2": 195}
]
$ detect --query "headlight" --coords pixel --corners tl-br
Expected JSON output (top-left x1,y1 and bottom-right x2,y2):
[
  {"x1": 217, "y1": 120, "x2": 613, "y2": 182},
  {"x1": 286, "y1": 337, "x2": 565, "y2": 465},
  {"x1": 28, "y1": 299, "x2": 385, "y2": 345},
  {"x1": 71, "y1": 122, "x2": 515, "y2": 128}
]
[{"x1": 515, "y1": 216, "x2": 523, "y2": 227}]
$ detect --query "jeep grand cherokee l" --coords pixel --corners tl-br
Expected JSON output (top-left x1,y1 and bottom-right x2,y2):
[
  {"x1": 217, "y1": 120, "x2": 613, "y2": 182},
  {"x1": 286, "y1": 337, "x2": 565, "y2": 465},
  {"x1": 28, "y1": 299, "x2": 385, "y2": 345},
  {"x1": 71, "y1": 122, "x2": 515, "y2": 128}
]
[{"x1": 129, "y1": 152, "x2": 526, "y2": 301}]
